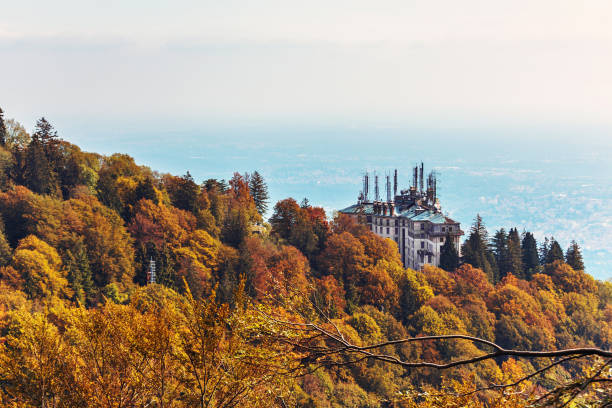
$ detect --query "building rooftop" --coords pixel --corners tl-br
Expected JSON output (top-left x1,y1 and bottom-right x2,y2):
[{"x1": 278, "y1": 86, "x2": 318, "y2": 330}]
[{"x1": 339, "y1": 202, "x2": 458, "y2": 225}]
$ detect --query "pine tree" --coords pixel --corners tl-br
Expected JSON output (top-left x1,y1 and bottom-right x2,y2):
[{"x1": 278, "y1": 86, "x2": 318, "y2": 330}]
[
  {"x1": 33, "y1": 117, "x2": 61, "y2": 166},
  {"x1": 0, "y1": 107, "x2": 6, "y2": 146},
  {"x1": 248, "y1": 171, "x2": 269, "y2": 215},
  {"x1": 461, "y1": 214, "x2": 495, "y2": 282},
  {"x1": 64, "y1": 240, "x2": 94, "y2": 305},
  {"x1": 521, "y1": 232, "x2": 539, "y2": 279},
  {"x1": 539, "y1": 237, "x2": 550, "y2": 265},
  {"x1": 173, "y1": 172, "x2": 200, "y2": 212},
  {"x1": 440, "y1": 233, "x2": 459, "y2": 272},
  {"x1": 492, "y1": 228, "x2": 509, "y2": 277},
  {"x1": 565, "y1": 240, "x2": 585, "y2": 271},
  {"x1": 507, "y1": 228, "x2": 523, "y2": 278},
  {"x1": 546, "y1": 237, "x2": 564, "y2": 264},
  {"x1": 24, "y1": 136, "x2": 58, "y2": 195}
]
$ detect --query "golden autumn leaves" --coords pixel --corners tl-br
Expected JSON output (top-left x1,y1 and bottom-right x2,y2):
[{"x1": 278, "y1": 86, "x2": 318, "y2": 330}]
[{"x1": 0, "y1": 283, "x2": 299, "y2": 408}]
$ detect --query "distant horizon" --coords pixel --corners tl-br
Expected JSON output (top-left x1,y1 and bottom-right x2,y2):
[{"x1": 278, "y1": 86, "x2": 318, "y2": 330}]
[
  {"x1": 3, "y1": 0, "x2": 612, "y2": 279},
  {"x1": 4, "y1": 116, "x2": 608, "y2": 280}
]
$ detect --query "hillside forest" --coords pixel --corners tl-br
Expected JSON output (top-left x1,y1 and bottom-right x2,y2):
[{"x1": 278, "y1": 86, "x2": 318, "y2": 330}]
[{"x1": 0, "y1": 110, "x2": 610, "y2": 407}]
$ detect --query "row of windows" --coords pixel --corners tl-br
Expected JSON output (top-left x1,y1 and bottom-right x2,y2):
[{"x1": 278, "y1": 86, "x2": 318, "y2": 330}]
[
  {"x1": 372, "y1": 218, "x2": 456, "y2": 233},
  {"x1": 371, "y1": 226, "x2": 392, "y2": 235}
]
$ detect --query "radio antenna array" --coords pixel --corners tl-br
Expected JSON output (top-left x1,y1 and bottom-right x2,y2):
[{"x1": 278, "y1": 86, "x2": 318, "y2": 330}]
[
  {"x1": 374, "y1": 174, "x2": 380, "y2": 201},
  {"x1": 147, "y1": 257, "x2": 156, "y2": 284}
]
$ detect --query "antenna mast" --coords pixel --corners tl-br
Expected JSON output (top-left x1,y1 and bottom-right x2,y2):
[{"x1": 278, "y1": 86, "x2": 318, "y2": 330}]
[
  {"x1": 419, "y1": 162, "x2": 424, "y2": 193},
  {"x1": 375, "y1": 174, "x2": 380, "y2": 201},
  {"x1": 147, "y1": 257, "x2": 156, "y2": 284},
  {"x1": 393, "y1": 169, "x2": 398, "y2": 198}
]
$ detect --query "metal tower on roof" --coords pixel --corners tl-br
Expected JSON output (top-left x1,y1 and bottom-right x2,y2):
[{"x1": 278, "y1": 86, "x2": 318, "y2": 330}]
[
  {"x1": 375, "y1": 174, "x2": 380, "y2": 201},
  {"x1": 147, "y1": 257, "x2": 156, "y2": 284}
]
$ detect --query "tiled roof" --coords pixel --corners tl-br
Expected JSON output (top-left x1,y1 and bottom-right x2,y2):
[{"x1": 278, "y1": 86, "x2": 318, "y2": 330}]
[
  {"x1": 339, "y1": 203, "x2": 457, "y2": 225},
  {"x1": 338, "y1": 203, "x2": 375, "y2": 215}
]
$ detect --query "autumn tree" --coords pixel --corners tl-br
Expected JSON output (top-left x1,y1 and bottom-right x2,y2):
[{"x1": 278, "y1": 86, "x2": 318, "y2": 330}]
[
  {"x1": 175, "y1": 284, "x2": 297, "y2": 407},
  {"x1": 10, "y1": 235, "x2": 71, "y2": 299},
  {"x1": 270, "y1": 198, "x2": 328, "y2": 259},
  {"x1": 4, "y1": 118, "x2": 30, "y2": 149},
  {"x1": 0, "y1": 310, "x2": 75, "y2": 407}
]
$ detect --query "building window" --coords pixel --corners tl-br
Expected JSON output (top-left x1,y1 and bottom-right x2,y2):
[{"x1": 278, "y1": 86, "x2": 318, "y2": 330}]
[
  {"x1": 421, "y1": 241, "x2": 424, "y2": 249},
  {"x1": 449, "y1": 227, "x2": 452, "y2": 231},
  {"x1": 386, "y1": 227, "x2": 390, "y2": 234},
  {"x1": 386, "y1": 219, "x2": 389, "y2": 226},
  {"x1": 421, "y1": 223, "x2": 425, "y2": 230},
  {"x1": 428, "y1": 254, "x2": 432, "y2": 263},
  {"x1": 440, "y1": 237, "x2": 444, "y2": 242},
  {"x1": 442, "y1": 227, "x2": 445, "y2": 232}
]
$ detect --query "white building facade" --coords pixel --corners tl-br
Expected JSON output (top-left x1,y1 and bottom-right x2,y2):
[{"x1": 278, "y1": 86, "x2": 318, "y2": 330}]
[{"x1": 339, "y1": 166, "x2": 463, "y2": 270}]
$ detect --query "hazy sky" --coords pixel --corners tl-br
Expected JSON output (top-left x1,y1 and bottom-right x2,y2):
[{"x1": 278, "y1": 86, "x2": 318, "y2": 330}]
[{"x1": 2, "y1": 1, "x2": 612, "y2": 133}]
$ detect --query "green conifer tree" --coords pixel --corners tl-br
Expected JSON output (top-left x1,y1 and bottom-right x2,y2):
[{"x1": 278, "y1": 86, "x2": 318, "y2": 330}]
[
  {"x1": 249, "y1": 171, "x2": 269, "y2": 215},
  {"x1": 565, "y1": 240, "x2": 585, "y2": 271},
  {"x1": 173, "y1": 171, "x2": 200, "y2": 213},
  {"x1": 539, "y1": 237, "x2": 550, "y2": 265},
  {"x1": 439, "y1": 233, "x2": 459, "y2": 272},
  {"x1": 64, "y1": 239, "x2": 94, "y2": 305},
  {"x1": 507, "y1": 228, "x2": 524, "y2": 278},
  {"x1": 24, "y1": 136, "x2": 58, "y2": 195},
  {"x1": 461, "y1": 214, "x2": 495, "y2": 282},
  {"x1": 546, "y1": 237, "x2": 564, "y2": 264},
  {"x1": 521, "y1": 232, "x2": 539, "y2": 279},
  {"x1": 492, "y1": 228, "x2": 509, "y2": 278}
]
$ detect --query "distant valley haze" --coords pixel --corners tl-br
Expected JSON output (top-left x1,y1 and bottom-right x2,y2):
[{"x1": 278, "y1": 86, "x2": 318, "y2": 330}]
[{"x1": 2, "y1": 0, "x2": 612, "y2": 278}]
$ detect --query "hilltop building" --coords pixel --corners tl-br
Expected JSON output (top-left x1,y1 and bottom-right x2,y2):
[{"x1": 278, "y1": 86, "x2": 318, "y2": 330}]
[{"x1": 339, "y1": 164, "x2": 463, "y2": 270}]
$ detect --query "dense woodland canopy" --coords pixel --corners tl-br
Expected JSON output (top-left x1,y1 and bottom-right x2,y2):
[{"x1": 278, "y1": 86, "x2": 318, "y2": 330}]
[{"x1": 0, "y1": 111, "x2": 610, "y2": 407}]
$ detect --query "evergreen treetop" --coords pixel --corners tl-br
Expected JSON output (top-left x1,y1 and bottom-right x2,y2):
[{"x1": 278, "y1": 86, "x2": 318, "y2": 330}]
[
  {"x1": 249, "y1": 171, "x2": 269, "y2": 215},
  {"x1": 507, "y1": 227, "x2": 523, "y2": 278},
  {"x1": 521, "y1": 232, "x2": 539, "y2": 278},
  {"x1": 440, "y1": 233, "x2": 459, "y2": 272},
  {"x1": 546, "y1": 237, "x2": 565, "y2": 264},
  {"x1": 492, "y1": 228, "x2": 509, "y2": 278},
  {"x1": 461, "y1": 214, "x2": 496, "y2": 282},
  {"x1": 566, "y1": 240, "x2": 585, "y2": 271}
]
